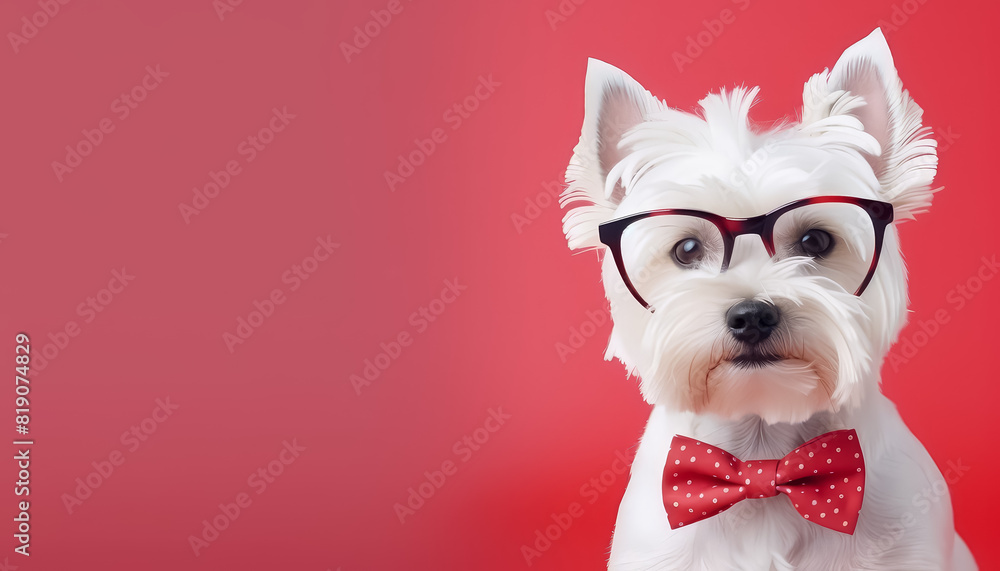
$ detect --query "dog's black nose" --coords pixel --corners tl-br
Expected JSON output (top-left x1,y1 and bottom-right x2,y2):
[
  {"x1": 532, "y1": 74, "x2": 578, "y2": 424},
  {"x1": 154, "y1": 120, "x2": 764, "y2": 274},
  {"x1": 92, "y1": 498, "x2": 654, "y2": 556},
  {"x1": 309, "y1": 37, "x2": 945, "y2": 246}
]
[{"x1": 726, "y1": 300, "x2": 780, "y2": 345}]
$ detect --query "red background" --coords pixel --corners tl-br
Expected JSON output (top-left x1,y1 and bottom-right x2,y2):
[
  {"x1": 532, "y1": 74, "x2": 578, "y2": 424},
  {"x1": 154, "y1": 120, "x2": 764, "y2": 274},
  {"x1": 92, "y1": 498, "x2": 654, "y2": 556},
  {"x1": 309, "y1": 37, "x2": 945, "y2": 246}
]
[{"x1": 0, "y1": 0, "x2": 997, "y2": 569}]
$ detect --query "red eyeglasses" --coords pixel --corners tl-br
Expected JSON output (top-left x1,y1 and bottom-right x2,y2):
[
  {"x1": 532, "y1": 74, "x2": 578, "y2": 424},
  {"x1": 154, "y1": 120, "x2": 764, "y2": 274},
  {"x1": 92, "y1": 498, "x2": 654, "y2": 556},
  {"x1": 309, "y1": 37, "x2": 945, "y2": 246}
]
[{"x1": 598, "y1": 196, "x2": 894, "y2": 312}]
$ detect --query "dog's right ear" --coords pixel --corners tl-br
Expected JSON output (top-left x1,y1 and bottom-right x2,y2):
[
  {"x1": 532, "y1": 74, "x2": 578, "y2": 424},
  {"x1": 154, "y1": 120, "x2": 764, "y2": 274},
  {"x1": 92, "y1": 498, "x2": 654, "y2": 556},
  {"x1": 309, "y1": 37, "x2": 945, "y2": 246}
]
[
  {"x1": 561, "y1": 59, "x2": 664, "y2": 251},
  {"x1": 801, "y1": 29, "x2": 937, "y2": 221}
]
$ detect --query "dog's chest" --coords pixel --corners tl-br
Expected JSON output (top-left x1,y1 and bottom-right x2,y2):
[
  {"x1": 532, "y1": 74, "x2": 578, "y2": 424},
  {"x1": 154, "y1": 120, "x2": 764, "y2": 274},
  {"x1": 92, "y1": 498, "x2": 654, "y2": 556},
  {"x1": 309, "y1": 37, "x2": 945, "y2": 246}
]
[{"x1": 667, "y1": 501, "x2": 840, "y2": 570}]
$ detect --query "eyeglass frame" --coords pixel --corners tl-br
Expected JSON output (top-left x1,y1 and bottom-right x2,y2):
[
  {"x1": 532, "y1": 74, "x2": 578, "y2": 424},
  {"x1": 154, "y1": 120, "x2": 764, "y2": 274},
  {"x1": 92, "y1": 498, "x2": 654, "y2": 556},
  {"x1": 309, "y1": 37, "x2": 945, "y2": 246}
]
[{"x1": 597, "y1": 195, "x2": 895, "y2": 312}]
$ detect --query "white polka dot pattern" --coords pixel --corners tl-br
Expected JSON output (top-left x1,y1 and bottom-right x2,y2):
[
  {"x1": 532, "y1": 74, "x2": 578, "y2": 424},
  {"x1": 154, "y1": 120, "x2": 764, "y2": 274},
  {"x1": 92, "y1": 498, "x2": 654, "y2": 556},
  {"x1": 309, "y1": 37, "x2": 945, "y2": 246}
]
[{"x1": 662, "y1": 429, "x2": 864, "y2": 534}]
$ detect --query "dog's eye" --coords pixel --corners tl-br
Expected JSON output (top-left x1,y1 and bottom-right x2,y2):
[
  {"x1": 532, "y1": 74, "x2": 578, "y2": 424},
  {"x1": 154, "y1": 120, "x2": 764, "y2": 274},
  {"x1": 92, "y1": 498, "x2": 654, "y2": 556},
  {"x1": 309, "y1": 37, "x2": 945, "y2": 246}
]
[
  {"x1": 672, "y1": 238, "x2": 704, "y2": 267},
  {"x1": 797, "y1": 229, "x2": 834, "y2": 257}
]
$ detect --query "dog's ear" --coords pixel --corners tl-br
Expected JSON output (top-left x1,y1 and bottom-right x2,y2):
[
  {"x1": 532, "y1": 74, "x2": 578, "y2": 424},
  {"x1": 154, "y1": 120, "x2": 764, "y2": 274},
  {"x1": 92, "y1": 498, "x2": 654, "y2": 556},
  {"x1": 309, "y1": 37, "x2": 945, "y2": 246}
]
[
  {"x1": 802, "y1": 28, "x2": 937, "y2": 221},
  {"x1": 561, "y1": 59, "x2": 664, "y2": 250}
]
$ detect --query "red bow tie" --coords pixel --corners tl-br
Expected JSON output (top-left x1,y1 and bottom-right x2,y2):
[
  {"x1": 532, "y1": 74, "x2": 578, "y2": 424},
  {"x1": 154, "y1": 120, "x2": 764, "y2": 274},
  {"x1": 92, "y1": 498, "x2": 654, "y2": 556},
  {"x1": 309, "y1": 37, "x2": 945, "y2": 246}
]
[{"x1": 663, "y1": 429, "x2": 865, "y2": 534}]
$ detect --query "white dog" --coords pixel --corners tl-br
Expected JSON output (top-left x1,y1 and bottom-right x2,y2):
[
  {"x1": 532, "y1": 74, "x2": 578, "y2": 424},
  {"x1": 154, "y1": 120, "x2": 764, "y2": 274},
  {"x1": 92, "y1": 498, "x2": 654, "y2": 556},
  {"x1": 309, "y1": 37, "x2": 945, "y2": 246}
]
[{"x1": 560, "y1": 29, "x2": 977, "y2": 570}]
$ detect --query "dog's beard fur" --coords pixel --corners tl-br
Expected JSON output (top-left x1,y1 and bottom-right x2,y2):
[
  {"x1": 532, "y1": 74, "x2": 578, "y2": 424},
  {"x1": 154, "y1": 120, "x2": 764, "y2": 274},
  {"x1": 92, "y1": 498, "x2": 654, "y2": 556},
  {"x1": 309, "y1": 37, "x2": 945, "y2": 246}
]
[
  {"x1": 592, "y1": 127, "x2": 901, "y2": 424},
  {"x1": 607, "y1": 251, "x2": 874, "y2": 424}
]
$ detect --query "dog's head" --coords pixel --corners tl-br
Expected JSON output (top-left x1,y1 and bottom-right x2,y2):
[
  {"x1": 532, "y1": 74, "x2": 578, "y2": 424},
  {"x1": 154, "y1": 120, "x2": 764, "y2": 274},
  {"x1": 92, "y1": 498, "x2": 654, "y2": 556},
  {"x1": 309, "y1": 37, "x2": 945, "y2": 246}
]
[{"x1": 561, "y1": 29, "x2": 936, "y2": 424}]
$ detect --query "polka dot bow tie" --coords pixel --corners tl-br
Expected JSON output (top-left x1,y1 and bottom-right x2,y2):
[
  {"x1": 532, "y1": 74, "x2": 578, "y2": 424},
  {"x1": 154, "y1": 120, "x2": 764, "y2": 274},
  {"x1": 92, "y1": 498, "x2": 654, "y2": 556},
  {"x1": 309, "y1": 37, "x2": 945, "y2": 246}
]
[{"x1": 663, "y1": 429, "x2": 865, "y2": 534}]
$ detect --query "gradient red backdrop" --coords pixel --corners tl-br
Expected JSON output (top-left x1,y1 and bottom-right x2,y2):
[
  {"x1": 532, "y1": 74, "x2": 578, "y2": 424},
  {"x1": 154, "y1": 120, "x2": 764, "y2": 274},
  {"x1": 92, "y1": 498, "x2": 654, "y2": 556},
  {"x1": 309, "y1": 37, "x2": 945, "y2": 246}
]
[{"x1": 0, "y1": 0, "x2": 997, "y2": 569}]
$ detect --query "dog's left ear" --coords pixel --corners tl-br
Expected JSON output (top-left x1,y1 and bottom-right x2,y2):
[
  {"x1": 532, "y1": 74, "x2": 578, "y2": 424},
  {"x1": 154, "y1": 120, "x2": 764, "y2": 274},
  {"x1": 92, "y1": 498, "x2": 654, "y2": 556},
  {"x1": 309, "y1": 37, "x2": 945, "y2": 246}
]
[
  {"x1": 802, "y1": 28, "x2": 937, "y2": 220},
  {"x1": 561, "y1": 59, "x2": 665, "y2": 251}
]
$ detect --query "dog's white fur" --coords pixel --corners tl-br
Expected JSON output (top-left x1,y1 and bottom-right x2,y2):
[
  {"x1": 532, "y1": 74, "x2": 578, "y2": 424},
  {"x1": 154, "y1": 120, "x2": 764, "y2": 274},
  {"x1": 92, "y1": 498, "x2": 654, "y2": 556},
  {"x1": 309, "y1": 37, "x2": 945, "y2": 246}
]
[{"x1": 561, "y1": 29, "x2": 977, "y2": 570}]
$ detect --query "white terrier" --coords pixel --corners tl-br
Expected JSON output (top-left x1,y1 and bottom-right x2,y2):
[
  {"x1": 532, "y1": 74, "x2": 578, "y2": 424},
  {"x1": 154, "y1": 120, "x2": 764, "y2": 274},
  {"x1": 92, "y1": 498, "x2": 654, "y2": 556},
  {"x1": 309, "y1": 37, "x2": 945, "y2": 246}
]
[{"x1": 560, "y1": 29, "x2": 977, "y2": 570}]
